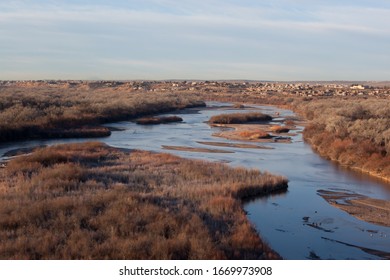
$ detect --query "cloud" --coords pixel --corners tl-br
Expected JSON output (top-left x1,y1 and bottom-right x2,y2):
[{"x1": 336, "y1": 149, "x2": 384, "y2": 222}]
[
  {"x1": 0, "y1": 0, "x2": 389, "y2": 80},
  {"x1": 1, "y1": 1, "x2": 389, "y2": 35}
]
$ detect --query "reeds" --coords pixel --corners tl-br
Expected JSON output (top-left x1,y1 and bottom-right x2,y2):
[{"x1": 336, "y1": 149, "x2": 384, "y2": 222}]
[
  {"x1": 0, "y1": 86, "x2": 204, "y2": 142},
  {"x1": 209, "y1": 112, "x2": 272, "y2": 124},
  {"x1": 0, "y1": 142, "x2": 287, "y2": 260}
]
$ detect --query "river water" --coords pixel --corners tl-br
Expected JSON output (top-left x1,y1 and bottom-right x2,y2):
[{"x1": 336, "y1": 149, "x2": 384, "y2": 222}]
[{"x1": 1, "y1": 102, "x2": 389, "y2": 259}]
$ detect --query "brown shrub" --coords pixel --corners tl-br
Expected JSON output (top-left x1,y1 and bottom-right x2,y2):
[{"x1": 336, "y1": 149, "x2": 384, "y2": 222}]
[
  {"x1": 329, "y1": 138, "x2": 354, "y2": 160},
  {"x1": 300, "y1": 98, "x2": 390, "y2": 180},
  {"x1": 206, "y1": 196, "x2": 240, "y2": 216}
]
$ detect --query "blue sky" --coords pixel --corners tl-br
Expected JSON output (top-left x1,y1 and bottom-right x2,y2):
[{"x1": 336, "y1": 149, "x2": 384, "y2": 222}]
[{"x1": 1, "y1": 0, "x2": 389, "y2": 80}]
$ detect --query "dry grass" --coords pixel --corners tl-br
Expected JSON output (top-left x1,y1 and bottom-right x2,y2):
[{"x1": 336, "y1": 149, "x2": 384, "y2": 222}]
[
  {"x1": 0, "y1": 86, "x2": 204, "y2": 142},
  {"x1": 209, "y1": 112, "x2": 272, "y2": 124},
  {"x1": 239, "y1": 130, "x2": 271, "y2": 139},
  {"x1": 194, "y1": 85, "x2": 390, "y2": 181},
  {"x1": 0, "y1": 142, "x2": 287, "y2": 260},
  {"x1": 211, "y1": 123, "x2": 292, "y2": 143},
  {"x1": 270, "y1": 125, "x2": 290, "y2": 133},
  {"x1": 201, "y1": 89, "x2": 390, "y2": 181},
  {"x1": 136, "y1": 116, "x2": 183, "y2": 125}
]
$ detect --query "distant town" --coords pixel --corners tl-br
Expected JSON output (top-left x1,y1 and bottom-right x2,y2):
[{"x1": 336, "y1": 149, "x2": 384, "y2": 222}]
[{"x1": 1, "y1": 80, "x2": 390, "y2": 97}]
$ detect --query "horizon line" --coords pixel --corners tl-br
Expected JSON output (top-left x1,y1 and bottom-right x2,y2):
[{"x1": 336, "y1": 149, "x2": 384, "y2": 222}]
[{"x1": 2, "y1": 79, "x2": 390, "y2": 83}]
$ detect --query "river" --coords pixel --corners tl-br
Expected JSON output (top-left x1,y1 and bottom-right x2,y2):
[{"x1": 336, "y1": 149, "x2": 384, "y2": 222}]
[{"x1": 1, "y1": 102, "x2": 389, "y2": 259}]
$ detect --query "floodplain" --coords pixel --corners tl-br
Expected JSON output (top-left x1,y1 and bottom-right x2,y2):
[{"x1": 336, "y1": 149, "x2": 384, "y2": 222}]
[{"x1": 0, "y1": 81, "x2": 389, "y2": 259}]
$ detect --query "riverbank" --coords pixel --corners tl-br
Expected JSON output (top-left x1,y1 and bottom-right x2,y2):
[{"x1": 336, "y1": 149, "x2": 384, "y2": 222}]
[
  {"x1": 204, "y1": 95, "x2": 390, "y2": 183},
  {"x1": 3, "y1": 81, "x2": 388, "y2": 184},
  {"x1": 279, "y1": 98, "x2": 390, "y2": 183},
  {"x1": 318, "y1": 190, "x2": 390, "y2": 227},
  {"x1": 1, "y1": 86, "x2": 390, "y2": 259},
  {"x1": 0, "y1": 142, "x2": 288, "y2": 259},
  {"x1": 303, "y1": 134, "x2": 390, "y2": 184},
  {"x1": 0, "y1": 85, "x2": 204, "y2": 143}
]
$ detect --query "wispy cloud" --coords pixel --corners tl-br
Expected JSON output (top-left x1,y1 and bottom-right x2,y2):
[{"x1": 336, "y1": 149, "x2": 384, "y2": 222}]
[
  {"x1": 1, "y1": 1, "x2": 389, "y2": 34},
  {"x1": 0, "y1": 0, "x2": 389, "y2": 80}
]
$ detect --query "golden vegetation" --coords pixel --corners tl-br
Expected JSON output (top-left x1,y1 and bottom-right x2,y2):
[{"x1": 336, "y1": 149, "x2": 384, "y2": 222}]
[
  {"x1": 297, "y1": 98, "x2": 390, "y2": 180},
  {"x1": 209, "y1": 112, "x2": 272, "y2": 124},
  {"x1": 239, "y1": 130, "x2": 271, "y2": 140},
  {"x1": 270, "y1": 125, "x2": 290, "y2": 133},
  {"x1": 0, "y1": 86, "x2": 204, "y2": 142},
  {"x1": 206, "y1": 91, "x2": 390, "y2": 181},
  {"x1": 0, "y1": 142, "x2": 287, "y2": 260}
]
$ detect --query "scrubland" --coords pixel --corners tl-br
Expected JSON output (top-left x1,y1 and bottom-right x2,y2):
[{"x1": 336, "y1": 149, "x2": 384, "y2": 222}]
[
  {"x1": 203, "y1": 89, "x2": 390, "y2": 181},
  {"x1": 0, "y1": 86, "x2": 204, "y2": 142},
  {"x1": 1, "y1": 81, "x2": 389, "y2": 259},
  {"x1": 294, "y1": 98, "x2": 390, "y2": 180},
  {"x1": 0, "y1": 142, "x2": 287, "y2": 259}
]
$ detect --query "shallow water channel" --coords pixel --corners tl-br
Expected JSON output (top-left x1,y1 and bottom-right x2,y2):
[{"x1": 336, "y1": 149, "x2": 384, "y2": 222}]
[{"x1": 1, "y1": 102, "x2": 390, "y2": 259}]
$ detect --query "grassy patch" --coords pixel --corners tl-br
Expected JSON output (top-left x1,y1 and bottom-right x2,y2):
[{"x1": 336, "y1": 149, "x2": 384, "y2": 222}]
[
  {"x1": 270, "y1": 125, "x2": 290, "y2": 133},
  {"x1": 239, "y1": 130, "x2": 271, "y2": 140},
  {"x1": 0, "y1": 86, "x2": 204, "y2": 142},
  {"x1": 0, "y1": 142, "x2": 287, "y2": 260},
  {"x1": 136, "y1": 116, "x2": 183, "y2": 125},
  {"x1": 209, "y1": 112, "x2": 272, "y2": 124}
]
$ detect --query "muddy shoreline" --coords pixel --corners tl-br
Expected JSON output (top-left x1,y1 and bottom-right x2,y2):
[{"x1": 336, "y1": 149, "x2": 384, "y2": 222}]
[{"x1": 318, "y1": 190, "x2": 390, "y2": 227}]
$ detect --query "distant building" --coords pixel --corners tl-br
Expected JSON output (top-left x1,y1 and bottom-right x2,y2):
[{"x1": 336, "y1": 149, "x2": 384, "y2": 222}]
[{"x1": 350, "y1": 84, "x2": 366, "y2": 90}]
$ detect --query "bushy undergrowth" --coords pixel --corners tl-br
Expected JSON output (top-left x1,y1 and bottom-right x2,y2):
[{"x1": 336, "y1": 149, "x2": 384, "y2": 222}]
[
  {"x1": 209, "y1": 112, "x2": 272, "y2": 124},
  {"x1": 0, "y1": 142, "x2": 287, "y2": 260},
  {"x1": 296, "y1": 98, "x2": 390, "y2": 179},
  {"x1": 204, "y1": 90, "x2": 390, "y2": 180},
  {"x1": 0, "y1": 87, "x2": 204, "y2": 142}
]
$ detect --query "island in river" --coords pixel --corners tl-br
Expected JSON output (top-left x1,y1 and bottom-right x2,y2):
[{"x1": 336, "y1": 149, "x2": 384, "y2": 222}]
[{"x1": 0, "y1": 81, "x2": 389, "y2": 260}]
